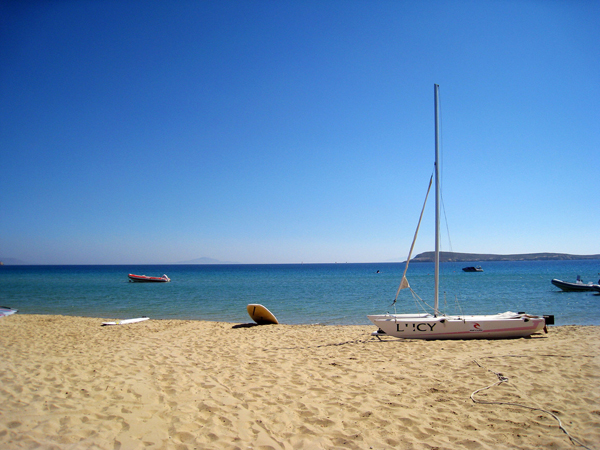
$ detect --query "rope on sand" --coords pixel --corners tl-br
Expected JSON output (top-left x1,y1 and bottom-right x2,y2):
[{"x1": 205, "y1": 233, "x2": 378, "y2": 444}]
[{"x1": 471, "y1": 359, "x2": 593, "y2": 450}]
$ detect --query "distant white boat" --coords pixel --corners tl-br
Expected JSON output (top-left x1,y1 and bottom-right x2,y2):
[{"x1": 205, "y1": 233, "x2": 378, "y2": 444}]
[{"x1": 368, "y1": 85, "x2": 548, "y2": 340}]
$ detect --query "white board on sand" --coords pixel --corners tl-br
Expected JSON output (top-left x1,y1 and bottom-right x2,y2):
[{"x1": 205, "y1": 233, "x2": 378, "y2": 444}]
[
  {"x1": 0, "y1": 307, "x2": 17, "y2": 317},
  {"x1": 247, "y1": 304, "x2": 278, "y2": 325},
  {"x1": 102, "y1": 317, "x2": 149, "y2": 326}
]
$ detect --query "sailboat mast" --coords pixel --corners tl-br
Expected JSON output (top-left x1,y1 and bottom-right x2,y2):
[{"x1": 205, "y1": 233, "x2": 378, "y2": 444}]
[{"x1": 434, "y1": 84, "x2": 440, "y2": 316}]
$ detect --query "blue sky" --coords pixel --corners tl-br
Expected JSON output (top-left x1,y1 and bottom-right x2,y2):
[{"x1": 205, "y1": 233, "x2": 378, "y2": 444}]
[{"x1": 1, "y1": 1, "x2": 598, "y2": 264}]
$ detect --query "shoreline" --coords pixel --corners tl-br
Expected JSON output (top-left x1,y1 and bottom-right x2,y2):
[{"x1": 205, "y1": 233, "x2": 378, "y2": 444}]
[
  {"x1": 1, "y1": 315, "x2": 599, "y2": 449},
  {"x1": 4, "y1": 312, "x2": 600, "y2": 328},
  {"x1": 6, "y1": 312, "x2": 600, "y2": 328}
]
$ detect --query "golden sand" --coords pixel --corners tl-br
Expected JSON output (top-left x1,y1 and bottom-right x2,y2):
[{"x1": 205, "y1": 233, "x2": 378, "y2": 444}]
[{"x1": 0, "y1": 314, "x2": 598, "y2": 449}]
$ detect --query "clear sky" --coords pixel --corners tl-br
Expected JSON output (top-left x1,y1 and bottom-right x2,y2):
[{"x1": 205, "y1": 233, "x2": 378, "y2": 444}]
[{"x1": 1, "y1": 1, "x2": 598, "y2": 265}]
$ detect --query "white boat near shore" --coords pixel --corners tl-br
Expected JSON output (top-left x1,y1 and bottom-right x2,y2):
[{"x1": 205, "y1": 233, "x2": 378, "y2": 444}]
[{"x1": 368, "y1": 85, "x2": 548, "y2": 340}]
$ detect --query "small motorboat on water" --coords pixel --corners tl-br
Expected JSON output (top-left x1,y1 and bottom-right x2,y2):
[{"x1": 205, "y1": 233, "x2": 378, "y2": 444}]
[
  {"x1": 462, "y1": 266, "x2": 483, "y2": 272},
  {"x1": 551, "y1": 276, "x2": 599, "y2": 292},
  {"x1": 128, "y1": 274, "x2": 170, "y2": 283}
]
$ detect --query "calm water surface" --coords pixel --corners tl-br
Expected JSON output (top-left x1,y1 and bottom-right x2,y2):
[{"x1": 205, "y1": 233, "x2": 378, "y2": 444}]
[{"x1": 1, "y1": 261, "x2": 598, "y2": 326}]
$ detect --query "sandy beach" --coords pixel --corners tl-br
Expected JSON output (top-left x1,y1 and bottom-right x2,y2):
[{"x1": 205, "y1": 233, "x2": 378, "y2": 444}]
[{"x1": 0, "y1": 315, "x2": 598, "y2": 449}]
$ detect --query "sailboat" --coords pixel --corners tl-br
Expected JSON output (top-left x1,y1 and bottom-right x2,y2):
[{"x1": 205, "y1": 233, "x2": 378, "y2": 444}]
[{"x1": 368, "y1": 85, "x2": 548, "y2": 340}]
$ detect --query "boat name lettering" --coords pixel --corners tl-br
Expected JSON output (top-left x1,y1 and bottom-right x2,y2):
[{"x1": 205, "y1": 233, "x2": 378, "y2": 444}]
[{"x1": 396, "y1": 322, "x2": 436, "y2": 332}]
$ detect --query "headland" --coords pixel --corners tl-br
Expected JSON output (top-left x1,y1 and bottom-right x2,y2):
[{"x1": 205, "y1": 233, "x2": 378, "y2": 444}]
[{"x1": 410, "y1": 252, "x2": 600, "y2": 263}]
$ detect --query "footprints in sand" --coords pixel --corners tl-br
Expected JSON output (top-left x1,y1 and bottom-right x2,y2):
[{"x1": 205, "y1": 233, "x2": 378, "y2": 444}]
[
  {"x1": 6, "y1": 421, "x2": 21, "y2": 430},
  {"x1": 1, "y1": 317, "x2": 599, "y2": 449}
]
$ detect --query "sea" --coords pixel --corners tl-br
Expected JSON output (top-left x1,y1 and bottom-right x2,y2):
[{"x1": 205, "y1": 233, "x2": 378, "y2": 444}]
[{"x1": 1, "y1": 260, "x2": 599, "y2": 327}]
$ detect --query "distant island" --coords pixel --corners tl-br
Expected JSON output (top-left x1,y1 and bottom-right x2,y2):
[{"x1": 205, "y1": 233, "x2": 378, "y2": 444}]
[
  {"x1": 2, "y1": 253, "x2": 598, "y2": 265},
  {"x1": 410, "y1": 252, "x2": 600, "y2": 263}
]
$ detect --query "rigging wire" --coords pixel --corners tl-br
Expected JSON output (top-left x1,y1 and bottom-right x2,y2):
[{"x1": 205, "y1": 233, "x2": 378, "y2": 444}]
[
  {"x1": 392, "y1": 87, "x2": 462, "y2": 316},
  {"x1": 391, "y1": 174, "x2": 433, "y2": 308},
  {"x1": 438, "y1": 90, "x2": 453, "y2": 252},
  {"x1": 437, "y1": 93, "x2": 455, "y2": 316},
  {"x1": 437, "y1": 91, "x2": 468, "y2": 317}
]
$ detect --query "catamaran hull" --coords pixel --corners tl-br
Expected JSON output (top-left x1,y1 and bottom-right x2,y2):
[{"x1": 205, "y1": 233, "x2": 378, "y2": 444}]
[{"x1": 368, "y1": 312, "x2": 546, "y2": 340}]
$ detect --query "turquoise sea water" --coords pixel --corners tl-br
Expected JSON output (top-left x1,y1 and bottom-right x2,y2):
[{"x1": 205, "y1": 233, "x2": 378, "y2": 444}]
[{"x1": 1, "y1": 260, "x2": 599, "y2": 326}]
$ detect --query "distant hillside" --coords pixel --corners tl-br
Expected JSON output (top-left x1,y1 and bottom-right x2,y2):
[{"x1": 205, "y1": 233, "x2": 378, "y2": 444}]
[{"x1": 411, "y1": 252, "x2": 600, "y2": 263}]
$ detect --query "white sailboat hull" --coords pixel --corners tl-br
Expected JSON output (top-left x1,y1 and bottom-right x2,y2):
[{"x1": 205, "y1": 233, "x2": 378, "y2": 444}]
[{"x1": 368, "y1": 311, "x2": 546, "y2": 340}]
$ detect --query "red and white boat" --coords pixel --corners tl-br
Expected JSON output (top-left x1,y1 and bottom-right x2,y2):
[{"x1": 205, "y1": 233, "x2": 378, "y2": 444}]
[{"x1": 128, "y1": 274, "x2": 170, "y2": 283}]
